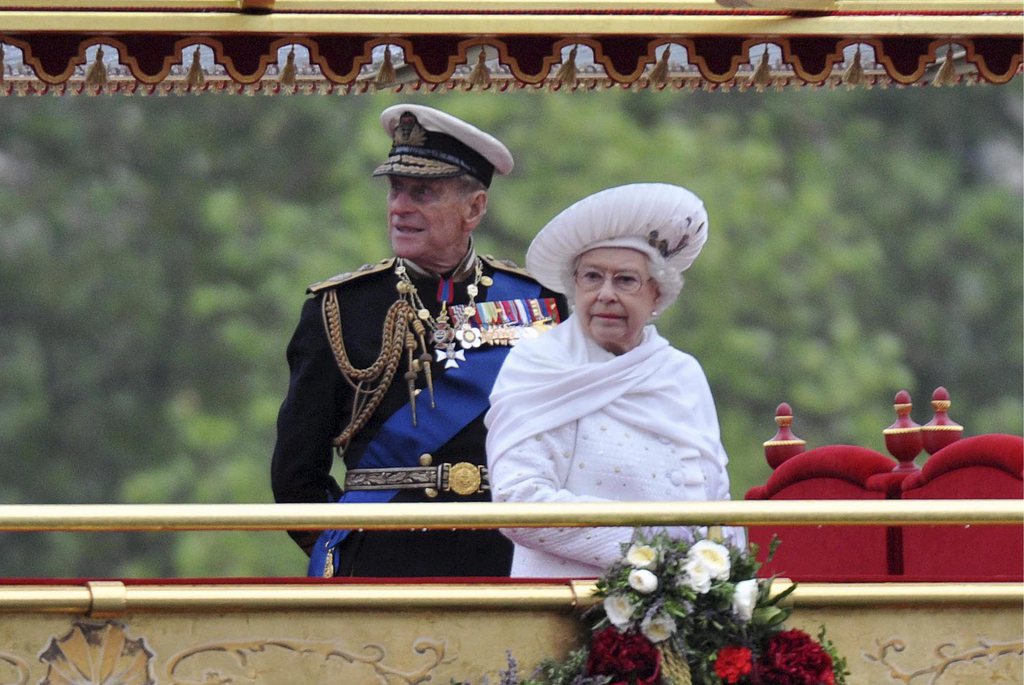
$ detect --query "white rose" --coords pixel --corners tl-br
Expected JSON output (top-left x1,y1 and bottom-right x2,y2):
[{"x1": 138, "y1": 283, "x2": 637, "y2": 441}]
[
  {"x1": 625, "y1": 544, "x2": 659, "y2": 570},
  {"x1": 681, "y1": 557, "x2": 712, "y2": 594},
  {"x1": 627, "y1": 568, "x2": 659, "y2": 594},
  {"x1": 687, "y1": 540, "x2": 731, "y2": 581},
  {"x1": 731, "y1": 578, "x2": 759, "y2": 621},
  {"x1": 640, "y1": 613, "x2": 677, "y2": 643},
  {"x1": 603, "y1": 594, "x2": 637, "y2": 629}
]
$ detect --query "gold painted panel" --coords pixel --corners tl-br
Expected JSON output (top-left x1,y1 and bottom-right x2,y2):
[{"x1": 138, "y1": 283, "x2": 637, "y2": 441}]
[{"x1": 0, "y1": 604, "x2": 1019, "y2": 684}]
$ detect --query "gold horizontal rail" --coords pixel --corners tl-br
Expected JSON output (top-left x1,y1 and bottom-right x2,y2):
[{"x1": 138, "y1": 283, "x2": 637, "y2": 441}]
[
  {"x1": 0, "y1": 1, "x2": 1015, "y2": 12},
  {"x1": 0, "y1": 580, "x2": 1019, "y2": 615},
  {"x1": 0, "y1": 500, "x2": 1019, "y2": 532},
  {"x1": 0, "y1": 11, "x2": 1020, "y2": 35},
  {"x1": 769, "y1": 580, "x2": 1024, "y2": 607}
]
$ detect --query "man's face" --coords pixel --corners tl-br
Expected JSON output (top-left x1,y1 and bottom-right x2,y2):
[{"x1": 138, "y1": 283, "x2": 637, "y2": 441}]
[{"x1": 386, "y1": 175, "x2": 486, "y2": 273}]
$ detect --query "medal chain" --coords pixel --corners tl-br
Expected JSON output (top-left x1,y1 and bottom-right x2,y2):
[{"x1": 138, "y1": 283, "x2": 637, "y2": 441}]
[{"x1": 394, "y1": 258, "x2": 488, "y2": 366}]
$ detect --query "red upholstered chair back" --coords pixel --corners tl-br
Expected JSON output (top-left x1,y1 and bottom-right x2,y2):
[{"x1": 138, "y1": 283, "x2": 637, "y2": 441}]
[
  {"x1": 745, "y1": 445, "x2": 900, "y2": 580},
  {"x1": 900, "y1": 434, "x2": 1024, "y2": 580}
]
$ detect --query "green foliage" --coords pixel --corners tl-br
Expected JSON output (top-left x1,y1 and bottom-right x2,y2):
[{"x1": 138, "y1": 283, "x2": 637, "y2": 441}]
[
  {"x1": 818, "y1": 626, "x2": 850, "y2": 685},
  {"x1": 523, "y1": 648, "x2": 609, "y2": 685},
  {"x1": 0, "y1": 84, "x2": 1020, "y2": 576}
]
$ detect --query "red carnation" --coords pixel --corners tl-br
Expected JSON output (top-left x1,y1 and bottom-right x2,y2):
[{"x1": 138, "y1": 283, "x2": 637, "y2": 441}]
[
  {"x1": 755, "y1": 629, "x2": 835, "y2": 685},
  {"x1": 715, "y1": 645, "x2": 754, "y2": 684},
  {"x1": 585, "y1": 626, "x2": 661, "y2": 685}
]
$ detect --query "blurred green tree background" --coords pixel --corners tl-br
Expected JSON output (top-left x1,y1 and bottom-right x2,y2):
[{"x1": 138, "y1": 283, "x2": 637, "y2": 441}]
[{"x1": 0, "y1": 85, "x2": 1020, "y2": 577}]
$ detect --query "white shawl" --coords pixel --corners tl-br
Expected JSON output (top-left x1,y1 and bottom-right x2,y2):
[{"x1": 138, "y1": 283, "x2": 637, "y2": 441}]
[{"x1": 485, "y1": 314, "x2": 728, "y2": 499}]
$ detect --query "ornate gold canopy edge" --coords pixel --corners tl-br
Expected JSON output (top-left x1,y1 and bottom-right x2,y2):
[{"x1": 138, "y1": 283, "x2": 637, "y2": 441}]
[{"x1": 0, "y1": 1, "x2": 1021, "y2": 93}]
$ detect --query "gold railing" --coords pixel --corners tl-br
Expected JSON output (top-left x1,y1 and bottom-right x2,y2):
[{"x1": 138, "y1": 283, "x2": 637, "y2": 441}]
[
  {"x1": 0, "y1": 499, "x2": 1020, "y2": 531},
  {"x1": 0, "y1": 500, "x2": 1020, "y2": 616},
  {"x1": 2, "y1": 579, "x2": 1021, "y2": 617}
]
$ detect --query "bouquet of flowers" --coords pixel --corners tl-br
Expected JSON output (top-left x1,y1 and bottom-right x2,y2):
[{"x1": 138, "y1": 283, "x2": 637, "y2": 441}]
[{"x1": 459, "y1": 528, "x2": 847, "y2": 685}]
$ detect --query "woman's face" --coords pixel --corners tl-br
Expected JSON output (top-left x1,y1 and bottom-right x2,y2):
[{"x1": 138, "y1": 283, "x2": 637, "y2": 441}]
[{"x1": 573, "y1": 247, "x2": 660, "y2": 355}]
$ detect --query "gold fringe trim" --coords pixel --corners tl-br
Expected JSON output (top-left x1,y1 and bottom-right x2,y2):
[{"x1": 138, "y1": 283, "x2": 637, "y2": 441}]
[
  {"x1": 467, "y1": 49, "x2": 491, "y2": 87},
  {"x1": 648, "y1": 47, "x2": 670, "y2": 87},
  {"x1": 843, "y1": 46, "x2": 865, "y2": 88},
  {"x1": 186, "y1": 48, "x2": 205, "y2": 89},
  {"x1": 85, "y1": 46, "x2": 107, "y2": 87},
  {"x1": 750, "y1": 51, "x2": 772, "y2": 91},
  {"x1": 374, "y1": 46, "x2": 397, "y2": 88},
  {"x1": 934, "y1": 44, "x2": 959, "y2": 87},
  {"x1": 553, "y1": 45, "x2": 578, "y2": 89},
  {"x1": 280, "y1": 48, "x2": 297, "y2": 86}
]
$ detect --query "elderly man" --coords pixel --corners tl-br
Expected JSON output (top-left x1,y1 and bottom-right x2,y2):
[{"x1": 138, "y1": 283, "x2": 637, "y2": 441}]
[{"x1": 272, "y1": 104, "x2": 566, "y2": 577}]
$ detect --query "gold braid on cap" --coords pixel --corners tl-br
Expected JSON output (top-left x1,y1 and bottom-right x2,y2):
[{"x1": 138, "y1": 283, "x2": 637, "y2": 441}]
[{"x1": 322, "y1": 290, "x2": 429, "y2": 450}]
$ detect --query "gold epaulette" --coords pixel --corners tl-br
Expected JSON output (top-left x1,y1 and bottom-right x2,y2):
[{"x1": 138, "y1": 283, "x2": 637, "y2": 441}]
[
  {"x1": 480, "y1": 254, "x2": 534, "y2": 279},
  {"x1": 307, "y1": 258, "x2": 396, "y2": 294}
]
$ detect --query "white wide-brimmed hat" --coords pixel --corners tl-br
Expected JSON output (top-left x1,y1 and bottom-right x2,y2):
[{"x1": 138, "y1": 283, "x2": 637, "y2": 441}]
[
  {"x1": 373, "y1": 104, "x2": 514, "y2": 187},
  {"x1": 526, "y1": 183, "x2": 709, "y2": 295}
]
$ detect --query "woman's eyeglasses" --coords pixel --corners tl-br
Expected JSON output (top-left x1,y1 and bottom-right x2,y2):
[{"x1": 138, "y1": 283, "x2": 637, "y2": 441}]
[{"x1": 573, "y1": 268, "x2": 649, "y2": 294}]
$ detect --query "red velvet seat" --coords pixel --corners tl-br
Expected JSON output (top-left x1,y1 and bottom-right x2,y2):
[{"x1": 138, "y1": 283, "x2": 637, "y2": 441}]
[
  {"x1": 745, "y1": 445, "x2": 900, "y2": 580},
  {"x1": 900, "y1": 434, "x2": 1024, "y2": 580}
]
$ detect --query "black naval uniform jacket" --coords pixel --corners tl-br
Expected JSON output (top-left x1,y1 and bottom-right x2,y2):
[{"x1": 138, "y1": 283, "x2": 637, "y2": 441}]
[{"x1": 271, "y1": 255, "x2": 567, "y2": 577}]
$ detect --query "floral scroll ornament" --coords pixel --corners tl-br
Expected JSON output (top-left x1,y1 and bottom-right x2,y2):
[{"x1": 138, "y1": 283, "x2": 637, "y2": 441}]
[
  {"x1": 866, "y1": 637, "x2": 1024, "y2": 684},
  {"x1": 0, "y1": 651, "x2": 29, "y2": 685},
  {"x1": 166, "y1": 637, "x2": 449, "y2": 685},
  {"x1": 452, "y1": 528, "x2": 848, "y2": 685}
]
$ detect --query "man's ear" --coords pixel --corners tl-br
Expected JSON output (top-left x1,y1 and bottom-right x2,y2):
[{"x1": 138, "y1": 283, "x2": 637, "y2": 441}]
[{"x1": 462, "y1": 190, "x2": 488, "y2": 233}]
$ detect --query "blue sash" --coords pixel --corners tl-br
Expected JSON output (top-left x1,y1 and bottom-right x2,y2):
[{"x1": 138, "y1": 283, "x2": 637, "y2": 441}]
[{"x1": 308, "y1": 271, "x2": 541, "y2": 576}]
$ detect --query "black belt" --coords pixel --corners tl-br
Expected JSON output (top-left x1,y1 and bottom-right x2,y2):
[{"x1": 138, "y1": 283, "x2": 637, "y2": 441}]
[{"x1": 343, "y1": 455, "x2": 488, "y2": 498}]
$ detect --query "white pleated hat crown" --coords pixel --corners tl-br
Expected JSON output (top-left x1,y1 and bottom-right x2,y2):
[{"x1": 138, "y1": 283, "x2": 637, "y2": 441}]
[
  {"x1": 373, "y1": 104, "x2": 514, "y2": 187},
  {"x1": 526, "y1": 183, "x2": 709, "y2": 294}
]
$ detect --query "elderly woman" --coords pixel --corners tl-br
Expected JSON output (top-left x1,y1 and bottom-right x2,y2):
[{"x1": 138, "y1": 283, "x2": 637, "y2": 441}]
[{"x1": 485, "y1": 183, "x2": 740, "y2": 577}]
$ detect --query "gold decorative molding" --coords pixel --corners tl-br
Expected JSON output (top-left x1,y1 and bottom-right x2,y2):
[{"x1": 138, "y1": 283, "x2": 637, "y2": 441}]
[{"x1": 38, "y1": 622, "x2": 155, "y2": 685}]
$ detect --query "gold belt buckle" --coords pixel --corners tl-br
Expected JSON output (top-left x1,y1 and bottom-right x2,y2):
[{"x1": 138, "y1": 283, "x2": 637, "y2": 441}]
[{"x1": 443, "y1": 462, "x2": 484, "y2": 496}]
